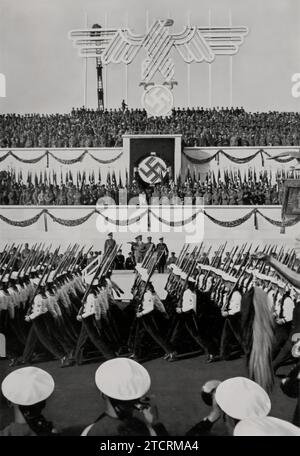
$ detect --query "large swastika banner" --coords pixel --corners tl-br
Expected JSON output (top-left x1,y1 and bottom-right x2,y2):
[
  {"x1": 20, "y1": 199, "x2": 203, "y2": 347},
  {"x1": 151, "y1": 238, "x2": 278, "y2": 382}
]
[{"x1": 129, "y1": 137, "x2": 175, "y2": 184}]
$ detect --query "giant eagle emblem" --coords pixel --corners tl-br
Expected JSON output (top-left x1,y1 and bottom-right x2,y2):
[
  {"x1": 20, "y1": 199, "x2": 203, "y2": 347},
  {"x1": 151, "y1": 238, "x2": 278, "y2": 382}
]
[{"x1": 69, "y1": 19, "x2": 248, "y2": 85}]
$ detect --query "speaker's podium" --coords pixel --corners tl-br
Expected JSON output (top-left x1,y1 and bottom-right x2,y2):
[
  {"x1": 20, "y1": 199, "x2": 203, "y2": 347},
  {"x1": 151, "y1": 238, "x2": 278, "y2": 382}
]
[{"x1": 122, "y1": 134, "x2": 182, "y2": 185}]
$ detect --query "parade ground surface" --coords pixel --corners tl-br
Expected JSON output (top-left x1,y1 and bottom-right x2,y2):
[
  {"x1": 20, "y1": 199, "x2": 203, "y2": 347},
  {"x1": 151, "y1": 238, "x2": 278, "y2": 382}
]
[{"x1": 0, "y1": 356, "x2": 296, "y2": 436}]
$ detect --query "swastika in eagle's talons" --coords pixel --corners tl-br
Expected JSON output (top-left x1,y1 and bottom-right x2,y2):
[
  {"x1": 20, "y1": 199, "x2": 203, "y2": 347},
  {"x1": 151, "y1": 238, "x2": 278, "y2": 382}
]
[{"x1": 142, "y1": 84, "x2": 174, "y2": 117}]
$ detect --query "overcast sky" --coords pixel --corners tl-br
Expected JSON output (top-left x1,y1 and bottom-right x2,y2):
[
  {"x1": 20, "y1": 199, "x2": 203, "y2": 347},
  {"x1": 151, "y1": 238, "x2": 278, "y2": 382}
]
[{"x1": 0, "y1": 0, "x2": 299, "y2": 113}]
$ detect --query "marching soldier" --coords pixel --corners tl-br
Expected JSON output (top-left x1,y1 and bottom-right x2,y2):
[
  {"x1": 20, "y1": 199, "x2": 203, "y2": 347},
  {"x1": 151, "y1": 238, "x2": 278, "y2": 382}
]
[
  {"x1": 272, "y1": 282, "x2": 295, "y2": 372},
  {"x1": 220, "y1": 277, "x2": 244, "y2": 360},
  {"x1": 131, "y1": 282, "x2": 176, "y2": 361},
  {"x1": 169, "y1": 277, "x2": 207, "y2": 355}
]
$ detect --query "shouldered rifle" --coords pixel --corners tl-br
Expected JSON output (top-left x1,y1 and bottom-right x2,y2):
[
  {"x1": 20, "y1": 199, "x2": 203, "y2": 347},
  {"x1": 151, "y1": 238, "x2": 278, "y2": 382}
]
[{"x1": 78, "y1": 243, "x2": 120, "y2": 317}]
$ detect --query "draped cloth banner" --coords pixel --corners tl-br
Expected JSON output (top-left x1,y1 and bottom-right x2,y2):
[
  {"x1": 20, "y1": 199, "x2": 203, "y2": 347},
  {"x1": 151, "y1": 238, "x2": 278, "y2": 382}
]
[
  {"x1": 183, "y1": 148, "x2": 297, "y2": 166},
  {"x1": 0, "y1": 150, "x2": 124, "y2": 166},
  {"x1": 1, "y1": 207, "x2": 300, "y2": 232}
]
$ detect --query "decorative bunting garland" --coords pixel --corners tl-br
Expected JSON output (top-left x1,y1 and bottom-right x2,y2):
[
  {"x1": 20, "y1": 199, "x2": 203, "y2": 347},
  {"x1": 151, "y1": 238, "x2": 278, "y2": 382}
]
[
  {"x1": 0, "y1": 210, "x2": 45, "y2": 227},
  {"x1": 96, "y1": 209, "x2": 148, "y2": 226},
  {"x1": 47, "y1": 210, "x2": 96, "y2": 226},
  {"x1": 149, "y1": 208, "x2": 203, "y2": 227},
  {"x1": 202, "y1": 208, "x2": 255, "y2": 228},
  {"x1": 89, "y1": 151, "x2": 124, "y2": 164},
  {"x1": 49, "y1": 151, "x2": 88, "y2": 165},
  {"x1": 183, "y1": 148, "x2": 297, "y2": 166},
  {"x1": 0, "y1": 150, "x2": 123, "y2": 166},
  {"x1": 0, "y1": 207, "x2": 299, "y2": 232}
]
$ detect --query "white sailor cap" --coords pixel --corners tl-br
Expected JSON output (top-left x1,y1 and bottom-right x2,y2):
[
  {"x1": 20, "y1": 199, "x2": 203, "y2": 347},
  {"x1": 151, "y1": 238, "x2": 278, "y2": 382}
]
[
  {"x1": 1, "y1": 367, "x2": 55, "y2": 406},
  {"x1": 234, "y1": 416, "x2": 300, "y2": 436},
  {"x1": 180, "y1": 272, "x2": 187, "y2": 280},
  {"x1": 2, "y1": 274, "x2": 9, "y2": 283},
  {"x1": 215, "y1": 377, "x2": 271, "y2": 420},
  {"x1": 11, "y1": 271, "x2": 18, "y2": 280},
  {"x1": 95, "y1": 358, "x2": 151, "y2": 401}
]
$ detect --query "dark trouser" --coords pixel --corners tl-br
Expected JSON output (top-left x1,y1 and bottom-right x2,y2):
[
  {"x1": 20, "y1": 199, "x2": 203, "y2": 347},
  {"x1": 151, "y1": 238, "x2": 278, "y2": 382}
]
[
  {"x1": 169, "y1": 311, "x2": 206, "y2": 353},
  {"x1": 82, "y1": 315, "x2": 115, "y2": 359},
  {"x1": 272, "y1": 322, "x2": 293, "y2": 371},
  {"x1": 74, "y1": 324, "x2": 88, "y2": 363},
  {"x1": 27, "y1": 316, "x2": 66, "y2": 360},
  {"x1": 157, "y1": 259, "x2": 166, "y2": 274},
  {"x1": 1, "y1": 310, "x2": 24, "y2": 359},
  {"x1": 133, "y1": 313, "x2": 173, "y2": 357},
  {"x1": 220, "y1": 314, "x2": 243, "y2": 360},
  {"x1": 198, "y1": 317, "x2": 221, "y2": 356},
  {"x1": 272, "y1": 322, "x2": 292, "y2": 358}
]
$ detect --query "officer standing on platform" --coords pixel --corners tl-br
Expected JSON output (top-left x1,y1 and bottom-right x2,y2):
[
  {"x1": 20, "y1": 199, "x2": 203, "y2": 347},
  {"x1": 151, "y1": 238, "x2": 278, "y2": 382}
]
[
  {"x1": 104, "y1": 233, "x2": 116, "y2": 254},
  {"x1": 132, "y1": 235, "x2": 146, "y2": 264},
  {"x1": 145, "y1": 236, "x2": 155, "y2": 252},
  {"x1": 156, "y1": 237, "x2": 169, "y2": 273}
]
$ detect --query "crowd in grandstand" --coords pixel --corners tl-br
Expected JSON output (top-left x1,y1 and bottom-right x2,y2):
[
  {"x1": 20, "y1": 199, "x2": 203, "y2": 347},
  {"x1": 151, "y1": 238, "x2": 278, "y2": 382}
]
[
  {"x1": 0, "y1": 168, "x2": 284, "y2": 205},
  {"x1": 1, "y1": 106, "x2": 300, "y2": 148}
]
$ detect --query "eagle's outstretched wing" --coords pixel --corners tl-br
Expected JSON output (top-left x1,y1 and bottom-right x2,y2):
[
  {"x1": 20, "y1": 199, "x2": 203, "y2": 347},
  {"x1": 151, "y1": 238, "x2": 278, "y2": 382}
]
[
  {"x1": 172, "y1": 26, "x2": 248, "y2": 63},
  {"x1": 68, "y1": 28, "x2": 144, "y2": 64}
]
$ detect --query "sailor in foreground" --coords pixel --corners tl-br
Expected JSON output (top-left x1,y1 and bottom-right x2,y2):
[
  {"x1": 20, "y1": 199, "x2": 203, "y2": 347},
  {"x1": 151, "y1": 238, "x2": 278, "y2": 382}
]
[
  {"x1": 0, "y1": 366, "x2": 58, "y2": 436},
  {"x1": 233, "y1": 416, "x2": 300, "y2": 436},
  {"x1": 215, "y1": 377, "x2": 271, "y2": 436},
  {"x1": 81, "y1": 358, "x2": 168, "y2": 436}
]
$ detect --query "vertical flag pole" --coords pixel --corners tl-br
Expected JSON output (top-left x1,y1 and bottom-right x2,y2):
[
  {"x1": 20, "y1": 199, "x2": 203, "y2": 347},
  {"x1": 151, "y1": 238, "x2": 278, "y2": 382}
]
[
  {"x1": 208, "y1": 9, "x2": 212, "y2": 108},
  {"x1": 229, "y1": 9, "x2": 233, "y2": 107},
  {"x1": 104, "y1": 12, "x2": 108, "y2": 108},
  {"x1": 124, "y1": 13, "x2": 129, "y2": 105},
  {"x1": 84, "y1": 12, "x2": 88, "y2": 107},
  {"x1": 187, "y1": 11, "x2": 191, "y2": 107}
]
